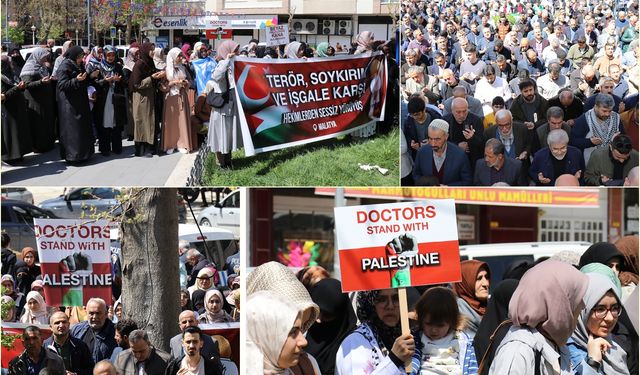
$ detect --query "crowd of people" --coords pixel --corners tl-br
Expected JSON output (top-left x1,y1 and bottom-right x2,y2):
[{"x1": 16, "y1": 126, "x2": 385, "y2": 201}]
[
  {"x1": 399, "y1": 0, "x2": 639, "y2": 186},
  {"x1": 1, "y1": 232, "x2": 240, "y2": 375},
  {"x1": 1, "y1": 31, "x2": 398, "y2": 169},
  {"x1": 245, "y1": 236, "x2": 638, "y2": 375}
]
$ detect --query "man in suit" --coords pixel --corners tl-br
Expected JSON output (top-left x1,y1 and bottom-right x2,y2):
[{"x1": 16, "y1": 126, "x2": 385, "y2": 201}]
[
  {"x1": 413, "y1": 119, "x2": 473, "y2": 186},
  {"x1": 474, "y1": 138, "x2": 525, "y2": 186},
  {"x1": 535, "y1": 106, "x2": 572, "y2": 153},
  {"x1": 484, "y1": 109, "x2": 532, "y2": 164},
  {"x1": 114, "y1": 330, "x2": 171, "y2": 374}
]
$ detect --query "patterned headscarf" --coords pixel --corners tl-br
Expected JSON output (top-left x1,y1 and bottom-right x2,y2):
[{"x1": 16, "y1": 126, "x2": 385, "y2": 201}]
[
  {"x1": 356, "y1": 289, "x2": 402, "y2": 353},
  {"x1": 100, "y1": 45, "x2": 116, "y2": 74}
]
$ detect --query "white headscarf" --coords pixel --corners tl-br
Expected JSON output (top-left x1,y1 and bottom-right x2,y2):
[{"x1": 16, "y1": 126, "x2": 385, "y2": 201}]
[
  {"x1": 20, "y1": 291, "x2": 48, "y2": 325},
  {"x1": 284, "y1": 42, "x2": 303, "y2": 59},
  {"x1": 165, "y1": 47, "x2": 187, "y2": 96},
  {"x1": 191, "y1": 42, "x2": 204, "y2": 61},
  {"x1": 203, "y1": 289, "x2": 231, "y2": 323},
  {"x1": 124, "y1": 47, "x2": 139, "y2": 71},
  {"x1": 246, "y1": 291, "x2": 301, "y2": 375}
]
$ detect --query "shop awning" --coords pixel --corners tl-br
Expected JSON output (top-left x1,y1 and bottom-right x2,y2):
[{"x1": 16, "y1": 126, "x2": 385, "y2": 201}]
[{"x1": 314, "y1": 187, "x2": 601, "y2": 208}]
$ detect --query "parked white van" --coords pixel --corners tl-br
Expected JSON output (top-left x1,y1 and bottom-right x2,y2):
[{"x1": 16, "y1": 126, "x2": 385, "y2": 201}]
[
  {"x1": 178, "y1": 224, "x2": 237, "y2": 268},
  {"x1": 458, "y1": 241, "x2": 592, "y2": 286}
]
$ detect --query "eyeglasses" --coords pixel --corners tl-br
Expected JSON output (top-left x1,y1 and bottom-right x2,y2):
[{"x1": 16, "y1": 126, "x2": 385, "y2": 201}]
[
  {"x1": 374, "y1": 294, "x2": 400, "y2": 306},
  {"x1": 592, "y1": 304, "x2": 622, "y2": 319}
]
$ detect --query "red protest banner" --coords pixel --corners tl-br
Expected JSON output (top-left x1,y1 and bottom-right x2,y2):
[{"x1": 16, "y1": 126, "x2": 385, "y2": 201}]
[
  {"x1": 233, "y1": 53, "x2": 387, "y2": 156},
  {"x1": 334, "y1": 200, "x2": 461, "y2": 292},
  {"x1": 34, "y1": 219, "x2": 113, "y2": 306}
]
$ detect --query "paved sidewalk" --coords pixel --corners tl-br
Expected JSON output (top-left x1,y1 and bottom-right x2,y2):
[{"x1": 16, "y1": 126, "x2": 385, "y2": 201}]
[{"x1": 1, "y1": 140, "x2": 196, "y2": 187}]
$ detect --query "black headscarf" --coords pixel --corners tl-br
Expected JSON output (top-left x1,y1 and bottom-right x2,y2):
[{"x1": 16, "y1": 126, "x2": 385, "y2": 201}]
[
  {"x1": 306, "y1": 279, "x2": 356, "y2": 375},
  {"x1": 356, "y1": 290, "x2": 402, "y2": 353},
  {"x1": 191, "y1": 289, "x2": 206, "y2": 314},
  {"x1": 578, "y1": 242, "x2": 624, "y2": 269},
  {"x1": 473, "y1": 279, "x2": 519, "y2": 362},
  {"x1": 502, "y1": 259, "x2": 534, "y2": 280},
  {"x1": 65, "y1": 46, "x2": 85, "y2": 63},
  {"x1": 14, "y1": 260, "x2": 32, "y2": 296}
]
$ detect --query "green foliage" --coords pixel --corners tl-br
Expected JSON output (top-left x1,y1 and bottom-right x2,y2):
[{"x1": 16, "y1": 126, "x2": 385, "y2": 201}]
[
  {"x1": 1, "y1": 286, "x2": 20, "y2": 349},
  {"x1": 7, "y1": 27, "x2": 25, "y2": 44},
  {"x1": 202, "y1": 127, "x2": 400, "y2": 186}
]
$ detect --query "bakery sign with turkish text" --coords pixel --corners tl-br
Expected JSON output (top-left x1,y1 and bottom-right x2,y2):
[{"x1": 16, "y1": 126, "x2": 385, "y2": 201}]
[
  {"x1": 334, "y1": 200, "x2": 461, "y2": 292},
  {"x1": 34, "y1": 219, "x2": 113, "y2": 306}
]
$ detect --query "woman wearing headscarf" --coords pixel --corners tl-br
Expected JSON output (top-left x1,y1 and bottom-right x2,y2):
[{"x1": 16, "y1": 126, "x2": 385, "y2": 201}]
[
  {"x1": 488, "y1": 261, "x2": 594, "y2": 375},
  {"x1": 52, "y1": 40, "x2": 74, "y2": 76},
  {"x1": 1, "y1": 55, "x2": 32, "y2": 163},
  {"x1": 55, "y1": 45, "x2": 95, "y2": 162},
  {"x1": 247, "y1": 290, "x2": 320, "y2": 374},
  {"x1": 473, "y1": 279, "x2": 519, "y2": 373},
  {"x1": 284, "y1": 42, "x2": 305, "y2": 59},
  {"x1": 181, "y1": 43, "x2": 192, "y2": 63},
  {"x1": 20, "y1": 291, "x2": 49, "y2": 325},
  {"x1": 614, "y1": 235, "x2": 639, "y2": 301},
  {"x1": 21, "y1": 47, "x2": 57, "y2": 153},
  {"x1": 20, "y1": 247, "x2": 41, "y2": 290},
  {"x1": 315, "y1": 42, "x2": 334, "y2": 58},
  {"x1": 1, "y1": 274, "x2": 25, "y2": 317},
  {"x1": 191, "y1": 289, "x2": 206, "y2": 314},
  {"x1": 162, "y1": 47, "x2": 196, "y2": 154},
  {"x1": 199, "y1": 289, "x2": 234, "y2": 324},
  {"x1": 187, "y1": 268, "x2": 215, "y2": 298},
  {"x1": 454, "y1": 260, "x2": 491, "y2": 339},
  {"x1": 208, "y1": 40, "x2": 241, "y2": 168},
  {"x1": 122, "y1": 47, "x2": 139, "y2": 141},
  {"x1": 130, "y1": 42, "x2": 165, "y2": 156},
  {"x1": 306, "y1": 278, "x2": 356, "y2": 375},
  {"x1": 579, "y1": 242, "x2": 626, "y2": 277},
  {"x1": 336, "y1": 289, "x2": 415, "y2": 374},
  {"x1": 350, "y1": 31, "x2": 377, "y2": 139},
  {"x1": 85, "y1": 46, "x2": 103, "y2": 75},
  {"x1": 92, "y1": 45, "x2": 126, "y2": 156},
  {"x1": 190, "y1": 42, "x2": 204, "y2": 62},
  {"x1": 179, "y1": 289, "x2": 192, "y2": 311},
  {"x1": 567, "y1": 272, "x2": 630, "y2": 374},
  {"x1": 153, "y1": 48, "x2": 166, "y2": 70}
]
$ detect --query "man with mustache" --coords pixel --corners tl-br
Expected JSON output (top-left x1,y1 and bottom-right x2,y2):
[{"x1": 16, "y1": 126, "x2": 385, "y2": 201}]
[
  {"x1": 8, "y1": 326, "x2": 66, "y2": 374},
  {"x1": 44, "y1": 311, "x2": 94, "y2": 375}
]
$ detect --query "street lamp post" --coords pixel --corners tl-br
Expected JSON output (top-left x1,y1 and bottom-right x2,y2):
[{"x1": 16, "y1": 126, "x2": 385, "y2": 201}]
[
  {"x1": 75, "y1": 29, "x2": 78, "y2": 45},
  {"x1": 118, "y1": 28, "x2": 121, "y2": 46},
  {"x1": 31, "y1": 25, "x2": 36, "y2": 45}
]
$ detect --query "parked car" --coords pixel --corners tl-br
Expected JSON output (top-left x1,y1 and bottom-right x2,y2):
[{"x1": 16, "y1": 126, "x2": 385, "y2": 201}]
[
  {"x1": 179, "y1": 224, "x2": 237, "y2": 268},
  {"x1": 196, "y1": 190, "x2": 240, "y2": 239},
  {"x1": 459, "y1": 241, "x2": 592, "y2": 288},
  {"x1": 1, "y1": 188, "x2": 34, "y2": 204},
  {"x1": 38, "y1": 188, "x2": 121, "y2": 219},
  {"x1": 1, "y1": 199, "x2": 58, "y2": 251},
  {"x1": 19, "y1": 45, "x2": 63, "y2": 61}
]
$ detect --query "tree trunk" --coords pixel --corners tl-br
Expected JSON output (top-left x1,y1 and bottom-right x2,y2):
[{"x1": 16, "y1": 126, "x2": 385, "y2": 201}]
[{"x1": 120, "y1": 188, "x2": 180, "y2": 352}]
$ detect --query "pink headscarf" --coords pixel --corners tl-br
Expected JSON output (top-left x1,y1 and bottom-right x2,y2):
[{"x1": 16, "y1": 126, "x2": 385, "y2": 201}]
[
  {"x1": 180, "y1": 43, "x2": 191, "y2": 62},
  {"x1": 216, "y1": 41, "x2": 240, "y2": 60},
  {"x1": 355, "y1": 31, "x2": 375, "y2": 54},
  {"x1": 509, "y1": 260, "x2": 589, "y2": 346}
]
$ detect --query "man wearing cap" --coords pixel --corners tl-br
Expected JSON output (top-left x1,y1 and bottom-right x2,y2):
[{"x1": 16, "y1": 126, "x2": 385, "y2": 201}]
[
  {"x1": 412, "y1": 119, "x2": 473, "y2": 186},
  {"x1": 536, "y1": 62, "x2": 570, "y2": 100},
  {"x1": 584, "y1": 134, "x2": 639, "y2": 186}
]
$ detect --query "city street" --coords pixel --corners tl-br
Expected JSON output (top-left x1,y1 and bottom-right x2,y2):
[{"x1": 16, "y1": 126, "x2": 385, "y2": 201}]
[{"x1": 1, "y1": 140, "x2": 196, "y2": 186}]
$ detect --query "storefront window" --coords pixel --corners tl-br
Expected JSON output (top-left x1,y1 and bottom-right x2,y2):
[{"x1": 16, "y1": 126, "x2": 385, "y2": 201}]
[{"x1": 272, "y1": 211, "x2": 335, "y2": 271}]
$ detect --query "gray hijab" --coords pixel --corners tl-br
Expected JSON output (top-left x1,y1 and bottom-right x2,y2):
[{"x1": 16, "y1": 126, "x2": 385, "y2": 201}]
[
  {"x1": 20, "y1": 47, "x2": 50, "y2": 78},
  {"x1": 571, "y1": 273, "x2": 630, "y2": 375}
]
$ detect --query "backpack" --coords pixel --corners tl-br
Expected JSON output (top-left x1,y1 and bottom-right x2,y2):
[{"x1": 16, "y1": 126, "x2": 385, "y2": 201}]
[{"x1": 477, "y1": 319, "x2": 542, "y2": 375}]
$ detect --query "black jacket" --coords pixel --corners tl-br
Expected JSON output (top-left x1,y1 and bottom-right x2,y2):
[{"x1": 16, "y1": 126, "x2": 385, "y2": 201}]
[
  {"x1": 165, "y1": 354, "x2": 225, "y2": 375},
  {"x1": 43, "y1": 335, "x2": 94, "y2": 375},
  {"x1": 8, "y1": 347, "x2": 66, "y2": 375}
]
